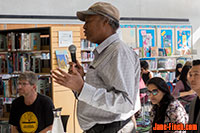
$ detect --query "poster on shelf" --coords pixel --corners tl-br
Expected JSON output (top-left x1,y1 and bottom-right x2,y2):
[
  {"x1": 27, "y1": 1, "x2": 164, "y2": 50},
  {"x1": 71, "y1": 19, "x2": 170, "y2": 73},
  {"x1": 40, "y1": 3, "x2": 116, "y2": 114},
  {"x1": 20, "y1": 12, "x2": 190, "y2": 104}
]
[
  {"x1": 175, "y1": 26, "x2": 192, "y2": 55},
  {"x1": 137, "y1": 25, "x2": 156, "y2": 57},
  {"x1": 118, "y1": 25, "x2": 137, "y2": 48},
  {"x1": 157, "y1": 25, "x2": 175, "y2": 56}
]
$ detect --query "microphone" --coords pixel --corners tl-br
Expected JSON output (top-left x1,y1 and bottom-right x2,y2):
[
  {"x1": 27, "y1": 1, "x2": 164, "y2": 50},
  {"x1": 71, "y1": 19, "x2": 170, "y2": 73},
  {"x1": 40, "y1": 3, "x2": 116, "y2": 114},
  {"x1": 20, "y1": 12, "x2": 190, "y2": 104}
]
[{"x1": 68, "y1": 44, "x2": 77, "y2": 63}]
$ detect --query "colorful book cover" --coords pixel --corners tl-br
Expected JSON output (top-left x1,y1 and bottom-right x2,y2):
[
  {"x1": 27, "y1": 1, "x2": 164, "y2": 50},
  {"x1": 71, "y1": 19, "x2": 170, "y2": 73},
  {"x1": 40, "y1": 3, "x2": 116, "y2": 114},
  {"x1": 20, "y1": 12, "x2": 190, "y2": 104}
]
[
  {"x1": 139, "y1": 47, "x2": 144, "y2": 57},
  {"x1": 30, "y1": 33, "x2": 41, "y2": 50},
  {"x1": 165, "y1": 47, "x2": 172, "y2": 56},
  {"x1": 158, "y1": 48, "x2": 166, "y2": 56},
  {"x1": 55, "y1": 50, "x2": 69, "y2": 70},
  {"x1": 151, "y1": 47, "x2": 158, "y2": 57}
]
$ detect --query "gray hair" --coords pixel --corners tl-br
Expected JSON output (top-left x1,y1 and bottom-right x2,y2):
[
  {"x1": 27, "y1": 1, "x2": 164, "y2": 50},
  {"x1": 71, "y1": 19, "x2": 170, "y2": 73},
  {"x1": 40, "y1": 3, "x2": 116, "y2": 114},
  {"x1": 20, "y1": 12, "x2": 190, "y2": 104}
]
[
  {"x1": 18, "y1": 71, "x2": 38, "y2": 85},
  {"x1": 100, "y1": 15, "x2": 119, "y2": 31},
  {"x1": 107, "y1": 18, "x2": 119, "y2": 31}
]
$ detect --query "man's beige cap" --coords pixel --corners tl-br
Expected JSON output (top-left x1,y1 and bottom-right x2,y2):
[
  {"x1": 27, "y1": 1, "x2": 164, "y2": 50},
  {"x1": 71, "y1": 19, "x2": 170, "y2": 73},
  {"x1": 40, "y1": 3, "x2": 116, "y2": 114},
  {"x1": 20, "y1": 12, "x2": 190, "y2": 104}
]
[{"x1": 76, "y1": 2, "x2": 120, "y2": 22}]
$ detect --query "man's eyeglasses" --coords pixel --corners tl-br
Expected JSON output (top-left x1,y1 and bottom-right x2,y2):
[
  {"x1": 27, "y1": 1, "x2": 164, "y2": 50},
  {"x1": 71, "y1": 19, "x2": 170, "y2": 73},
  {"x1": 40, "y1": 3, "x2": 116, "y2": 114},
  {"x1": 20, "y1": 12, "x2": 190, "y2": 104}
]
[
  {"x1": 17, "y1": 82, "x2": 30, "y2": 86},
  {"x1": 146, "y1": 89, "x2": 159, "y2": 96}
]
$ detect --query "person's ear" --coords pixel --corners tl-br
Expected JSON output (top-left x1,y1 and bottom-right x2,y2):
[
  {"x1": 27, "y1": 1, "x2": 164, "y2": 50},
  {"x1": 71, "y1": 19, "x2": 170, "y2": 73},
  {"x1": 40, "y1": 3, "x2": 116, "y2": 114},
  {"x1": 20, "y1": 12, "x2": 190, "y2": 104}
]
[
  {"x1": 101, "y1": 17, "x2": 109, "y2": 25},
  {"x1": 33, "y1": 84, "x2": 37, "y2": 91}
]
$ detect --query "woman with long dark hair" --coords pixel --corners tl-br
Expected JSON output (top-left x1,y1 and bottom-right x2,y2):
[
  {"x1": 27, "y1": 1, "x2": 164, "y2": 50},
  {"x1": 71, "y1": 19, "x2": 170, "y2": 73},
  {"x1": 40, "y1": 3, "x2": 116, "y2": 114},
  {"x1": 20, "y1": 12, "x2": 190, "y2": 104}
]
[
  {"x1": 140, "y1": 60, "x2": 153, "y2": 85},
  {"x1": 172, "y1": 65, "x2": 196, "y2": 113},
  {"x1": 173, "y1": 63, "x2": 183, "y2": 83},
  {"x1": 147, "y1": 77, "x2": 188, "y2": 132}
]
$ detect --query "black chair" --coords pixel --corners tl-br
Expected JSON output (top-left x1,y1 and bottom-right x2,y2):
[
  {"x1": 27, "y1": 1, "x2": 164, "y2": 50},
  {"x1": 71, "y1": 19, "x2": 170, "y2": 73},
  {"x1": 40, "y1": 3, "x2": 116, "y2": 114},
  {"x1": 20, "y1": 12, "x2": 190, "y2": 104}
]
[{"x1": 61, "y1": 115, "x2": 69, "y2": 132}]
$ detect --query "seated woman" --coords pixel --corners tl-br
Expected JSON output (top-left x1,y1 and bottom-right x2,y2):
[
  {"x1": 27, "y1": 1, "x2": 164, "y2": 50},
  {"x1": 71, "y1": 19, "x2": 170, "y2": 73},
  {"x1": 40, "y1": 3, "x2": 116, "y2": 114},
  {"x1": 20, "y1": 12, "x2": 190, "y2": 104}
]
[
  {"x1": 147, "y1": 77, "x2": 188, "y2": 132},
  {"x1": 173, "y1": 63, "x2": 183, "y2": 83},
  {"x1": 140, "y1": 60, "x2": 153, "y2": 85},
  {"x1": 172, "y1": 65, "x2": 196, "y2": 113}
]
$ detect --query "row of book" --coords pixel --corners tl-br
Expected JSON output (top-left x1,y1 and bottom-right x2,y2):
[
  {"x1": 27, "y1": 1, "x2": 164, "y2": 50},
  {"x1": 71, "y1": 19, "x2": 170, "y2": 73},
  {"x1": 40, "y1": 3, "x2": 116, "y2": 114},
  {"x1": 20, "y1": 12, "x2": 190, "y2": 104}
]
[
  {"x1": 81, "y1": 39, "x2": 98, "y2": 50},
  {"x1": 0, "y1": 53, "x2": 50, "y2": 74},
  {"x1": 153, "y1": 71, "x2": 175, "y2": 82},
  {"x1": 141, "y1": 57, "x2": 190, "y2": 71},
  {"x1": 133, "y1": 46, "x2": 191, "y2": 58},
  {"x1": 0, "y1": 33, "x2": 49, "y2": 51},
  {"x1": 81, "y1": 51, "x2": 94, "y2": 62}
]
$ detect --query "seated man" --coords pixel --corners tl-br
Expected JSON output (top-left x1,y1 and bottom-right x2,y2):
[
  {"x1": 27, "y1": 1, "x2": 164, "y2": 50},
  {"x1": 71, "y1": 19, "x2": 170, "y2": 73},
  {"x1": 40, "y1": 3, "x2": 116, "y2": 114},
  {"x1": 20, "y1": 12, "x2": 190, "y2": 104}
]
[
  {"x1": 9, "y1": 71, "x2": 54, "y2": 133},
  {"x1": 187, "y1": 59, "x2": 200, "y2": 132}
]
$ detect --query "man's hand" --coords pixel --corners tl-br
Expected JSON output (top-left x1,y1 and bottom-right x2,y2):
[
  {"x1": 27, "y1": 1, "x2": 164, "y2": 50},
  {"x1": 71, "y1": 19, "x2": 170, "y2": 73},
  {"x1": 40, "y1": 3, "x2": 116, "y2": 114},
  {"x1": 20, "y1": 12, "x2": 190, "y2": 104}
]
[
  {"x1": 68, "y1": 60, "x2": 85, "y2": 78},
  {"x1": 51, "y1": 63, "x2": 84, "y2": 93}
]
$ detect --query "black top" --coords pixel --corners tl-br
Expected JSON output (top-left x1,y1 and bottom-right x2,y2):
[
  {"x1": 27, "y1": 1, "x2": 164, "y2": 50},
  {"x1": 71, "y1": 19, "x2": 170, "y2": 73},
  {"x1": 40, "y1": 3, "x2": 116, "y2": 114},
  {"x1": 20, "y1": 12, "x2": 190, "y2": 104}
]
[
  {"x1": 9, "y1": 93, "x2": 54, "y2": 133},
  {"x1": 142, "y1": 72, "x2": 150, "y2": 84},
  {"x1": 194, "y1": 97, "x2": 200, "y2": 123}
]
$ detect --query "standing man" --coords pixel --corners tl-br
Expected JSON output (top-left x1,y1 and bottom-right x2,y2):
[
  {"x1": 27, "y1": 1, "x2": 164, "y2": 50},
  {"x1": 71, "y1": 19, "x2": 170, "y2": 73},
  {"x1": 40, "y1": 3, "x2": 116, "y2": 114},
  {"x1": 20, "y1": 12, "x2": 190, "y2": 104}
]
[
  {"x1": 9, "y1": 71, "x2": 54, "y2": 133},
  {"x1": 52, "y1": 2, "x2": 140, "y2": 133},
  {"x1": 187, "y1": 59, "x2": 200, "y2": 133}
]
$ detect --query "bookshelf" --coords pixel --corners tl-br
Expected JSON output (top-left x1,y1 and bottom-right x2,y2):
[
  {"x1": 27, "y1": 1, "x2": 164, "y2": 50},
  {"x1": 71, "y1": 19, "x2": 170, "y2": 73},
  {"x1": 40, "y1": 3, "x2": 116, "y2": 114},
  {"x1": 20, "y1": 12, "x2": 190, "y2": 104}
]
[
  {"x1": 0, "y1": 26, "x2": 84, "y2": 133},
  {"x1": 80, "y1": 39, "x2": 97, "y2": 72},
  {"x1": 140, "y1": 55, "x2": 192, "y2": 82},
  {"x1": 0, "y1": 24, "x2": 84, "y2": 133},
  {"x1": 0, "y1": 27, "x2": 52, "y2": 121}
]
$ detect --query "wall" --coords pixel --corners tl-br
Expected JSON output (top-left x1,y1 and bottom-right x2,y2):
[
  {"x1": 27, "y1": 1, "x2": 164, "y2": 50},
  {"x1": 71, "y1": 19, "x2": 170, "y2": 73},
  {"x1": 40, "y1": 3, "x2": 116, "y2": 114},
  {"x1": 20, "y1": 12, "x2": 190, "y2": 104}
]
[{"x1": 0, "y1": 0, "x2": 199, "y2": 58}]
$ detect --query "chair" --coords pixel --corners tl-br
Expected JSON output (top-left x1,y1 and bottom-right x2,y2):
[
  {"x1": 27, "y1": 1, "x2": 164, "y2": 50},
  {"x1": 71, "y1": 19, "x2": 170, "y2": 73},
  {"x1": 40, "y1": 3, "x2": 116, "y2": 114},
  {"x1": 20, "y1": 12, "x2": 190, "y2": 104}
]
[
  {"x1": 61, "y1": 115, "x2": 69, "y2": 132},
  {"x1": 167, "y1": 82, "x2": 174, "y2": 93}
]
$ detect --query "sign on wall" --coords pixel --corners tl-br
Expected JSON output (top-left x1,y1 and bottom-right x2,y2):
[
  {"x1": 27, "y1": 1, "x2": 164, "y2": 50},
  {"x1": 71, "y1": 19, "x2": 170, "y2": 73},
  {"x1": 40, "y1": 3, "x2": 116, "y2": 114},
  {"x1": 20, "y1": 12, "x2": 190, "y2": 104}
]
[
  {"x1": 118, "y1": 25, "x2": 137, "y2": 48},
  {"x1": 59, "y1": 31, "x2": 73, "y2": 47},
  {"x1": 137, "y1": 25, "x2": 156, "y2": 57},
  {"x1": 157, "y1": 25, "x2": 175, "y2": 56},
  {"x1": 175, "y1": 26, "x2": 192, "y2": 55}
]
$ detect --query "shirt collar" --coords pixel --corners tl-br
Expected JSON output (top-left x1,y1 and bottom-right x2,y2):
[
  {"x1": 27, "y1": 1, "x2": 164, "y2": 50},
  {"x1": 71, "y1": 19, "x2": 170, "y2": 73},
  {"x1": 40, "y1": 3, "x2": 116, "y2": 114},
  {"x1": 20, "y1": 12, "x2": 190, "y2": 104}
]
[{"x1": 95, "y1": 33, "x2": 119, "y2": 54}]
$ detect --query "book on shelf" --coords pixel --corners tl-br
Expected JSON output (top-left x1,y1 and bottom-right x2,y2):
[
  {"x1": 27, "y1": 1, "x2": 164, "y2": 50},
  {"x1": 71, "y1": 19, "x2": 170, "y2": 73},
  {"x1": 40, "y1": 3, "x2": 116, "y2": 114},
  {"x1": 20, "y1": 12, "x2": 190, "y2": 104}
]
[
  {"x1": 147, "y1": 59, "x2": 157, "y2": 70},
  {"x1": 158, "y1": 48, "x2": 166, "y2": 56},
  {"x1": 21, "y1": 33, "x2": 31, "y2": 50},
  {"x1": 55, "y1": 50, "x2": 69, "y2": 70},
  {"x1": 7, "y1": 32, "x2": 41, "y2": 51},
  {"x1": 180, "y1": 48, "x2": 191, "y2": 55},
  {"x1": 157, "y1": 58, "x2": 176, "y2": 70},
  {"x1": 176, "y1": 57, "x2": 191, "y2": 65},
  {"x1": 81, "y1": 39, "x2": 97, "y2": 50},
  {"x1": 37, "y1": 77, "x2": 50, "y2": 96},
  {"x1": 144, "y1": 46, "x2": 151, "y2": 57},
  {"x1": 0, "y1": 34, "x2": 7, "y2": 51},
  {"x1": 20, "y1": 53, "x2": 31, "y2": 72},
  {"x1": 151, "y1": 46, "x2": 158, "y2": 57},
  {"x1": 0, "y1": 54, "x2": 7, "y2": 73},
  {"x1": 81, "y1": 51, "x2": 94, "y2": 61},
  {"x1": 0, "y1": 77, "x2": 3, "y2": 96},
  {"x1": 165, "y1": 47, "x2": 172, "y2": 56},
  {"x1": 154, "y1": 71, "x2": 175, "y2": 82},
  {"x1": 6, "y1": 53, "x2": 13, "y2": 74},
  {"x1": 31, "y1": 54, "x2": 41, "y2": 73},
  {"x1": 30, "y1": 33, "x2": 41, "y2": 50}
]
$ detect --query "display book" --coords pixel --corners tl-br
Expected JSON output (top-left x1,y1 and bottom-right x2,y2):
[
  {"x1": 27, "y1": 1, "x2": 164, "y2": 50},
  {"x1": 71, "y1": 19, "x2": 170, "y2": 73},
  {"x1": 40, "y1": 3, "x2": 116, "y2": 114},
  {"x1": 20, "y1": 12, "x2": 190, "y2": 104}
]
[
  {"x1": 80, "y1": 39, "x2": 98, "y2": 72},
  {"x1": 0, "y1": 27, "x2": 52, "y2": 118},
  {"x1": 137, "y1": 46, "x2": 192, "y2": 82}
]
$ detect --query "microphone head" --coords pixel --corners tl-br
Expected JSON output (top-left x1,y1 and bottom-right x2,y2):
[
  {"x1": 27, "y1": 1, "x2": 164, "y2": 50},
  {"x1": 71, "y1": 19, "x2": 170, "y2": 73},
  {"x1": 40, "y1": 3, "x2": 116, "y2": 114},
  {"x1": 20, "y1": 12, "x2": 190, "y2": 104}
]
[{"x1": 68, "y1": 44, "x2": 76, "y2": 53}]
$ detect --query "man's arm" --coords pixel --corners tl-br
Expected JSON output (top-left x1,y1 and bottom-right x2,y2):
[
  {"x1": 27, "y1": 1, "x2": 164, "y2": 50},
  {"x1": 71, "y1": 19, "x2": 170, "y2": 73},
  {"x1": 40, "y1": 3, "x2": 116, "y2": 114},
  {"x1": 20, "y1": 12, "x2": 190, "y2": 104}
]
[
  {"x1": 78, "y1": 49, "x2": 140, "y2": 114},
  {"x1": 11, "y1": 125, "x2": 18, "y2": 133},
  {"x1": 179, "y1": 89, "x2": 196, "y2": 97},
  {"x1": 39, "y1": 125, "x2": 52, "y2": 133}
]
